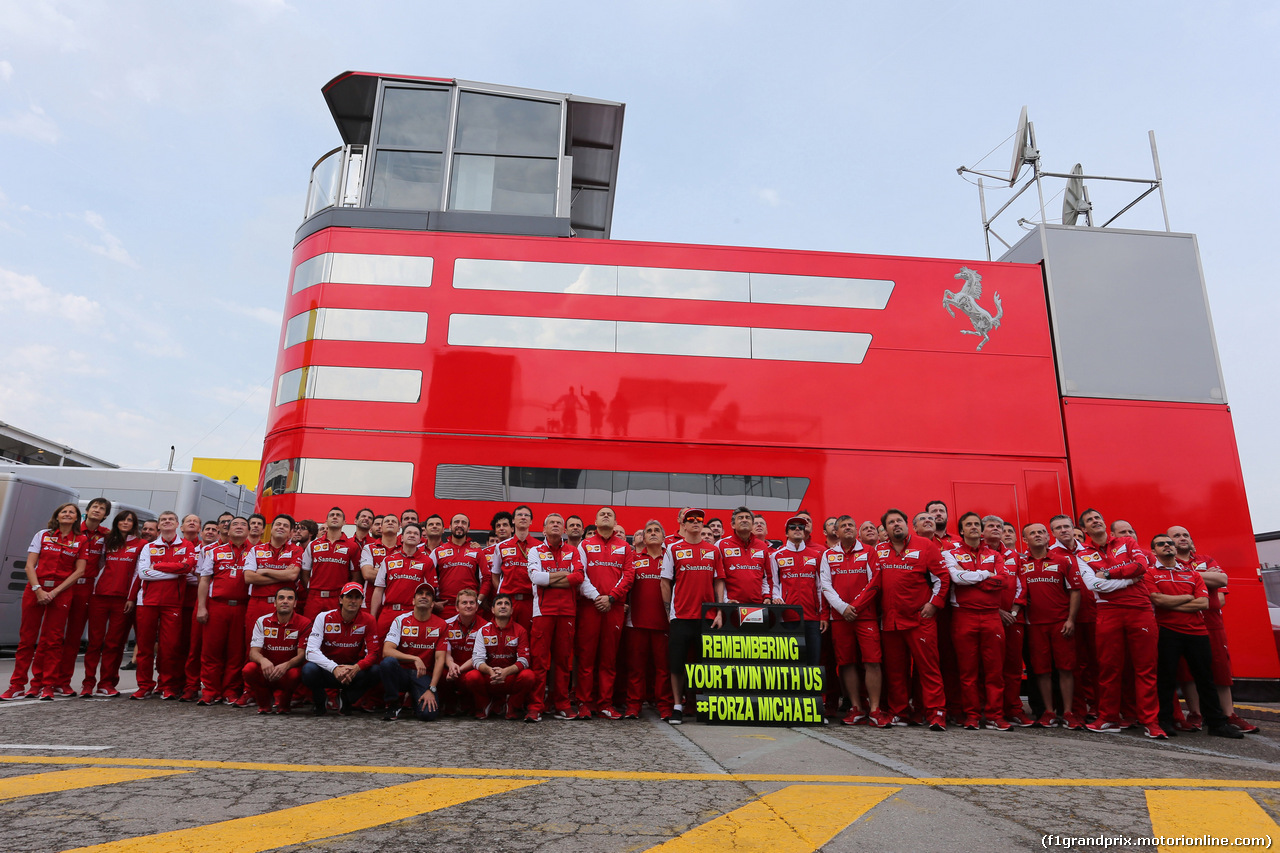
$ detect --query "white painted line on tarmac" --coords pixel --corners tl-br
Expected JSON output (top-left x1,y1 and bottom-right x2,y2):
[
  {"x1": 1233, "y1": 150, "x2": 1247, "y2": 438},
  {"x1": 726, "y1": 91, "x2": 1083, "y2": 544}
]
[
  {"x1": 0, "y1": 701, "x2": 44, "y2": 710},
  {"x1": 794, "y1": 727, "x2": 932, "y2": 778},
  {"x1": 0, "y1": 744, "x2": 114, "y2": 751}
]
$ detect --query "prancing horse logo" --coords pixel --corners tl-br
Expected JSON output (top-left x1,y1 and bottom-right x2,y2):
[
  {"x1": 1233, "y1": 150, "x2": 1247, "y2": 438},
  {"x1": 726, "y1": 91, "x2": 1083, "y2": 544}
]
[{"x1": 943, "y1": 266, "x2": 1003, "y2": 351}]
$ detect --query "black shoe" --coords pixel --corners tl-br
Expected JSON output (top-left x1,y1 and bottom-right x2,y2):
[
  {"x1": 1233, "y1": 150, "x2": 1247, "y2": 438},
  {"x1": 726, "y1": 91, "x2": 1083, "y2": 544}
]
[
  {"x1": 339, "y1": 694, "x2": 354, "y2": 716},
  {"x1": 312, "y1": 703, "x2": 327, "y2": 717},
  {"x1": 1209, "y1": 724, "x2": 1244, "y2": 740},
  {"x1": 120, "y1": 661, "x2": 136, "y2": 671},
  {"x1": 668, "y1": 708, "x2": 683, "y2": 725},
  {"x1": 382, "y1": 707, "x2": 400, "y2": 722},
  {"x1": 1159, "y1": 720, "x2": 1178, "y2": 738}
]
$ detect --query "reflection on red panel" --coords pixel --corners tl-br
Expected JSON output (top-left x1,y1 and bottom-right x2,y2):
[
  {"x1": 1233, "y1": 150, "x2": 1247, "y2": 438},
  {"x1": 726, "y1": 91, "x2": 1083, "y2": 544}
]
[{"x1": 1061, "y1": 397, "x2": 1279, "y2": 678}]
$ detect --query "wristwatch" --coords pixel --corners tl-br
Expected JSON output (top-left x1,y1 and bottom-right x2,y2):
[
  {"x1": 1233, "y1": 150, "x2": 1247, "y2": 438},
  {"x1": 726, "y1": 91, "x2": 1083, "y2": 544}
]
[{"x1": 428, "y1": 685, "x2": 437, "y2": 693}]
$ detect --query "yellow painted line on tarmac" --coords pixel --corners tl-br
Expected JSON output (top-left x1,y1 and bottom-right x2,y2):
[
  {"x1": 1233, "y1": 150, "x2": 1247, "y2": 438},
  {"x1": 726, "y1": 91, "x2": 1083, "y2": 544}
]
[
  {"x1": 1234, "y1": 704, "x2": 1279, "y2": 714},
  {"x1": 1, "y1": 754, "x2": 1279, "y2": 789},
  {"x1": 0, "y1": 768, "x2": 187, "y2": 802},
  {"x1": 644, "y1": 785, "x2": 897, "y2": 853},
  {"x1": 63, "y1": 777, "x2": 540, "y2": 853},
  {"x1": 1145, "y1": 790, "x2": 1280, "y2": 852}
]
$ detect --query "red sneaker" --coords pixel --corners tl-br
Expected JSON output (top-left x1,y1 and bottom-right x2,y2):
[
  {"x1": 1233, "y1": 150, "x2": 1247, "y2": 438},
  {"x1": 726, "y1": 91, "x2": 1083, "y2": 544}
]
[
  {"x1": 928, "y1": 710, "x2": 946, "y2": 731},
  {"x1": 988, "y1": 718, "x2": 1013, "y2": 731},
  {"x1": 180, "y1": 689, "x2": 199, "y2": 703},
  {"x1": 1063, "y1": 712, "x2": 1085, "y2": 730},
  {"x1": 597, "y1": 707, "x2": 621, "y2": 720},
  {"x1": 1143, "y1": 724, "x2": 1169, "y2": 740},
  {"x1": 1085, "y1": 719, "x2": 1123, "y2": 734},
  {"x1": 1033, "y1": 711, "x2": 1057, "y2": 728},
  {"x1": 78, "y1": 685, "x2": 95, "y2": 698},
  {"x1": 1009, "y1": 712, "x2": 1035, "y2": 727},
  {"x1": 38, "y1": 688, "x2": 55, "y2": 701},
  {"x1": 962, "y1": 714, "x2": 980, "y2": 730},
  {"x1": 840, "y1": 710, "x2": 863, "y2": 726},
  {"x1": 575, "y1": 707, "x2": 593, "y2": 720},
  {"x1": 1228, "y1": 714, "x2": 1260, "y2": 734},
  {"x1": 1186, "y1": 712, "x2": 1204, "y2": 730},
  {"x1": 0, "y1": 687, "x2": 26, "y2": 701},
  {"x1": 129, "y1": 688, "x2": 151, "y2": 700}
]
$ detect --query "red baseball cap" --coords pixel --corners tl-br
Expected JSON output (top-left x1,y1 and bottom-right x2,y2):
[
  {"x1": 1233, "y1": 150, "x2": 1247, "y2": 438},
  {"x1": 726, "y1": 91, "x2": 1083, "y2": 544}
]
[
  {"x1": 680, "y1": 508, "x2": 706, "y2": 523},
  {"x1": 785, "y1": 515, "x2": 809, "y2": 528},
  {"x1": 414, "y1": 582, "x2": 436, "y2": 598},
  {"x1": 340, "y1": 581, "x2": 365, "y2": 598}
]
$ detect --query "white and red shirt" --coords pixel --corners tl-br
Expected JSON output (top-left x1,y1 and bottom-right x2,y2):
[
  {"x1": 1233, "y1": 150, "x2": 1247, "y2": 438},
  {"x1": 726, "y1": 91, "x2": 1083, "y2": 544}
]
[
  {"x1": 490, "y1": 535, "x2": 536, "y2": 597},
  {"x1": 820, "y1": 542, "x2": 877, "y2": 623},
  {"x1": 431, "y1": 540, "x2": 486, "y2": 606},
  {"x1": 445, "y1": 614, "x2": 488, "y2": 666},
  {"x1": 248, "y1": 541, "x2": 304, "y2": 600},
  {"x1": 527, "y1": 540, "x2": 585, "y2": 618},
  {"x1": 28, "y1": 528, "x2": 89, "y2": 586},
  {"x1": 96, "y1": 537, "x2": 145, "y2": 597},
  {"x1": 946, "y1": 542, "x2": 1008, "y2": 611},
  {"x1": 626, "y1": 551, "x2": 670, "y2": 630},
  {"x1": 1020, "y1": 550, "x2": 1081, "y2": 624},
  {"x1": 305, "y1": 609, "x2": 379, "y2": 672},
  {"x1": 374, "y1": 548, "x2": 437, "y2": 608},
  {"x1": 853, "y1": 535, "x2": 950, "y2": 631},
  {"x1": 471, "y1": 619, "x2": 530, "y2": 671},
  {"x1": 385, "y1": 611, "x2": 449, "y2": 666},
  {"x1": 1149, "y1": 564, "x2": 1209, "y2": 635},
  {"x1": 717, "y1": 534, "x2": 772, "y2": 604},
  {"x1": 135, "y1": 534, "x2": 199, "y2": 607},
  {"x1": 1075, "y1": 535, "x2": 1152, "y2": 610},
  {"x1": 198, "y1": 541, "x2": 254, "y2": 602},
  {"x1": 78, "y1": 522, "x2": 109, "y2": 587},
  {"x1": 1051, "y1": 539, "x2": 1096, "y2": 623},
  {"x1": 577, "y1": 532, "x2": 634, "y2": 604},
  {"x1": 1179, "y1": 552, "x2": 1227, "y2": 631},
  {"x1": 251, "y1": 612, "x2": 312, "y2": 665},
  {"x1": 660, "y1": 538, "x2": 724, "y2": 621},
  {"x1": 770, "y1": 541, "x2": 825, "y2": 621},
  {"x1": 302, "y1": 534, "x2": 359, "y2": 593}
]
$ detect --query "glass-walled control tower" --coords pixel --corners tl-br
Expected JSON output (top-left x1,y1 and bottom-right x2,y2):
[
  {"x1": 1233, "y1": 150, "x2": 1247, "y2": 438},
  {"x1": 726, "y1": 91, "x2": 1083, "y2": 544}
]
[{"x1": 300, "y1": 72, "x2": 625, "y2": 243}]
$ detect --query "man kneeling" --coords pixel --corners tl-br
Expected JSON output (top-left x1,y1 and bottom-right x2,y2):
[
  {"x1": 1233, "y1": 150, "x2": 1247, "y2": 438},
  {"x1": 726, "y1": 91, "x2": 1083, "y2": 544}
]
[
  {"x1": 301, "y1": 582, "x2": 379, "y2": 715},
  {"x1": 378, "y1": 583, "x2": 447, "y2": 721},
  {"x1": 462, "y1": 593, "x2": 534, "y2": 719},
  {"x1": 242, "y1": 587, "x2": 310, "y2": 714}
]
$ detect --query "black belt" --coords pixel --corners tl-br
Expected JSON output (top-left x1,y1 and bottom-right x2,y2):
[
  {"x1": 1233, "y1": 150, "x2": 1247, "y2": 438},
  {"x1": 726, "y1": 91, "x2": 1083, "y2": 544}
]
[
  {"x1": 388, "y1": 603, "x2": 410, "y2": 611},
  {"x1": 214, "y1": 598, "x2": 243, "y2": 606}
]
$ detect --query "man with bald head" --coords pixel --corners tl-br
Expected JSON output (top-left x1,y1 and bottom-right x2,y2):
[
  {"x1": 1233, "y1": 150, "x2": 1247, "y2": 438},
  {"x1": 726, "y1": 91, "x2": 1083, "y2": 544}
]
[{"x1": 574, "y1": 507, "x2": 635, "y2": 719}]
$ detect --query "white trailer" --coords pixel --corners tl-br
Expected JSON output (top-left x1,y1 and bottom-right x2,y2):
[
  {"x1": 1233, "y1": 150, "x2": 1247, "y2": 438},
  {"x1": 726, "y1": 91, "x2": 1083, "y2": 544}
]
[
  {"x1": 0, "y1": 465, "x2": 255, "y2": 523},
  {"x1": 0, "y1": 472, "x2": 80, "y2": 647}
]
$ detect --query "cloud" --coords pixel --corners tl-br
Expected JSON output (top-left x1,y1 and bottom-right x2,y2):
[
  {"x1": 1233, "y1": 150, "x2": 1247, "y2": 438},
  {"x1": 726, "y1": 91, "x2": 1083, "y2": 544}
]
[
  {"x1": 0, "y1": 61, "x2": 13, "y2": 83},
  {"x1": 215, "y1": 298, "x2": 282, "y2": 326},
  {"x1": 0, "y1": 103, "x2": 59, "y2": 143},
  {"x1": 78, "y1": 210, "x2": 139, "y2": 267},
  {"x1": 0, "y1": 266, "x2": 101, "y2": 325},
  {"x1": 754, "y1": 187, "x2": 782, "y2": 207}
]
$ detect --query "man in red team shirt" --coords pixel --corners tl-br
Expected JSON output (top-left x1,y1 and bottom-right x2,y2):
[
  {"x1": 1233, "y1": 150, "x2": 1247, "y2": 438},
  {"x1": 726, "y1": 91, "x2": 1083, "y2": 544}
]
[
  {"x1": 443, "y1": 589, "x2": 487, "y2": 714},
  {"x1": 983, "y1": 514, "x2": 1030, "y2": 726},
  {"x1": 947, "y1": 512, "x2": 1012, "y2": 730},
  {"x1": 1147, "y1": 534, "x2": 1242, "y2": 739},
  {"x1": 195, "y1": 516, "x2": 253, "y2": 705},
  {"x1": 526, "y1": 513, "x2": 585, "y2": 722},
  {"x1": 624, "y1": 520, "x2": 676, "y2": 721},
  {"x1": 370, "y1": 523, "x2": 437, "y2": 640},
  {"x1": 55, "y1": 496, "x2": 110, "y2": 696},
  {"x1": 490, "y1": 505, "x2": 537, "y2": 633},
  {"x1": 1074, "y1": 508, "x2": 1164, "y2": 738},
  {"x1": 301, "y1": 507, "x2": 360, "y2": 621},
  {"x1": 132, "y1": 511, "x2": 199, "y2": 700},
  {"x1": 243, "y1": 515, "x2": 304, "y2": 651},
  {"x1": 771, "y1": 515, "x2": 827, "y2": 666},
  {"x1": 717, "y1": 507, "x2": 771, "y2": 607},
  {"x1": 574, "y1": 507, "x2": 634, "y2": 719},
  {"x1": 477, "y1": 512, "x2": 513, "y2": 615},
  {"x1": 1167, "y1": 525, "x2": 1257, "y2": 734},
  {"x1": 302, "y1": 582, "x2": 380, "y2": 715},
  {"x1": 660, "y1": 508, "x2": 724, "y2": 725},
  {"x1": 180, "y1": 517, "x2": 218, "y2": 701},
  {"x1": 849, "y1": 509, "x2": 951, "y2": 730},
  {"x1": 463, "y1": 592, "x2": 536, "y2": 719},
  {"x1": 242, "y1": 586, "x2": 309, "y2": 714},
  {"x1": 1020, "y1": 521, "x2": 1082, "y2": 728},
  {"x1": 821, "y1": 515, "x2": 886, "y2": 727},
  {"x1": 378, "y1": 582, "x2": 447, "y2": 721},
  {"x1": 431, "y1": 514, "x2": 485, "y2": 620},
  {"x1": 359, "y1": 513, "x2": 401, "y2": 602}
]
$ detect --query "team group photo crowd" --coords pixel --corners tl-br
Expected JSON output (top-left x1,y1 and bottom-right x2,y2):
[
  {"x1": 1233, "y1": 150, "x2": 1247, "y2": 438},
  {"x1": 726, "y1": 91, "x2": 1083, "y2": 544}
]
[{"x1": 6, "y1": 495, "x2": 1261, "y2": 741}]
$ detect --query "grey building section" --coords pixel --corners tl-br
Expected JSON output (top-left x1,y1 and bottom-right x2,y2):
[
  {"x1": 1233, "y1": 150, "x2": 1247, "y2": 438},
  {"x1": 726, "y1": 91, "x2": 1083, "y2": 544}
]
[
  {"x1": 0, "y1": 421, "x2": 117, "y2": 468},
  {"x1": 1002, "y1": 224, "x2": 1226, "y2": 405}
]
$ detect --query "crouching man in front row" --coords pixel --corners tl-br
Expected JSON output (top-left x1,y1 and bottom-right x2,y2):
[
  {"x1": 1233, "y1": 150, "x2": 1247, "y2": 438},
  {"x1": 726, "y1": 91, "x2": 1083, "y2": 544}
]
[
  {"x1": 378, "y1": 582, "x2": 447, "y2": 721},
  {"x1": 301, "y1": 582, "x2": 379, "y2": 715}
]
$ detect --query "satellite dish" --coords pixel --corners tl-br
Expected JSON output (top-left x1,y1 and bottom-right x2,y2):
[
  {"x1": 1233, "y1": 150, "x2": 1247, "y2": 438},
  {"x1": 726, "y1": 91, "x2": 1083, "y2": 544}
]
[
  {"x1": 1062, "y1": 163, "x2": 1092, "y2": 226},
  {"x1": 1007, "y1": 107, "x2": 1041, "y2": 187}
]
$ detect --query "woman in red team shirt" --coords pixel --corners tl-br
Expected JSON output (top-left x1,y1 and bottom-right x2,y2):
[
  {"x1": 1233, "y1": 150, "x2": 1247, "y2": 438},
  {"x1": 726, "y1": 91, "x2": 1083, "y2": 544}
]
[
  {"x1": 83, "y1": 511, "x2": 144, "y2": 697},
  {"x1": 3, "y1": 503, "x2": 88, "y2": 700}
]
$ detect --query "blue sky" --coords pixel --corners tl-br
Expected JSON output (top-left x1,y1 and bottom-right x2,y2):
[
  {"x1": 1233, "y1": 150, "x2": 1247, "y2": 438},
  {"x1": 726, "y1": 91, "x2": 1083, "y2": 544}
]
[{"x1": 1, "y1": 1, "x2": 1277, "y2": 530}]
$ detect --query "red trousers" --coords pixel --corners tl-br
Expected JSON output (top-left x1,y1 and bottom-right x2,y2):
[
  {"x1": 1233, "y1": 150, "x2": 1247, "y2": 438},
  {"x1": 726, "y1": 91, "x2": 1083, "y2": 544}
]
[
  {"x1": 134, "y1": 604, "x2": 184, "y2": 694},
  {"x1": 1003, "y1": 621, "x2": 1026, "y2": 718},
  {"x1": 182, "y1": 605, "x2": 201, "y2": 694},
  {"x1": 574, "y1": 601, "x2": 625, "y2": 712},
  {"x1": 1072, "y1": 620, "x2": 1098, "y2": 716},
  {"x1": 376, "y1": 605, "x2": 412, "y2": 643},
  {"x1": 528, "y1": 613, "x2": 575, "y2": 715},
  {"x1": 303, "y1": 590, "x2": 342, "y2": 622},
  {"x1": 882, "y1": 620, "x2": 944, "y2": 719},
  {"x1": 509, "y1": 597, "x2": 534, "y2": 636},
  {"x1": 9, "y1": 588, "x2": 71, "y2": 692},
  {"x1": 624, "y1": 626, "x2": 674, "y2": 716},
  {"x1": 242, "y1": 661, "x2": 302, "y2": 711},
  {"x1": 462, "y1": 668, "x2": 535, "y2": 714},
  {"x1": 83, "y1": 594, "x2": 132, "y2": 691},
  {"x1": 200, "y1": 600, "x2": 247, "y2": 702},
  {"x1": 56, "y1": 583, "x2": 92, "y2": 689},
  {"x1": 952, "y1": 608, "x2": 1005, "y2": 719},
  {"x1": 1095, "y1": 607, "x2": 1159, "y2": 725}
]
